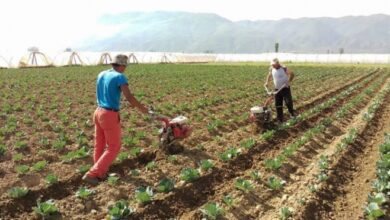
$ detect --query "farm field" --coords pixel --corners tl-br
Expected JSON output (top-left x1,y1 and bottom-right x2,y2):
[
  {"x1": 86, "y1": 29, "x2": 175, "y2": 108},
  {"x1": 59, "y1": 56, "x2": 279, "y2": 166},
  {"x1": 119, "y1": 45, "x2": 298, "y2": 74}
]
[{"x1": 1, "y1": 63, "x2": 390, "y2": 219}]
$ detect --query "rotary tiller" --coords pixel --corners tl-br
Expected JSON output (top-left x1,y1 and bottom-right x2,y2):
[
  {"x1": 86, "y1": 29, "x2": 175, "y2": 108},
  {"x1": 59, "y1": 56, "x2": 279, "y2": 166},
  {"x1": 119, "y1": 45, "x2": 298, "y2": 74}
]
[
  {"x1": 249, "y1": 84, "x2": 287, "y2": 128},
  {"x1": 155, "y1": 115, "x2": 192, "y2": 153}
]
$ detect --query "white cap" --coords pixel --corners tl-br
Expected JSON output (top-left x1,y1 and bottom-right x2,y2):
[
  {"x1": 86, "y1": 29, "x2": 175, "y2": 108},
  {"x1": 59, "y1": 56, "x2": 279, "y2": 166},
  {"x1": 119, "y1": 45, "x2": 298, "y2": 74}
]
[{"x1": 271, "y1": 58, "x2": 279, "y2": 65}]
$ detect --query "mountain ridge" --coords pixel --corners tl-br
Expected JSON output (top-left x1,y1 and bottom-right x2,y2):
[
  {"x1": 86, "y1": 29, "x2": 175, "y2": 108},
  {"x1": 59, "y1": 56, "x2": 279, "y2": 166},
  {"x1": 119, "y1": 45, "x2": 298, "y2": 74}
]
[{"x1": 80, "y1": 12, "x2": 390, "y2": 53}]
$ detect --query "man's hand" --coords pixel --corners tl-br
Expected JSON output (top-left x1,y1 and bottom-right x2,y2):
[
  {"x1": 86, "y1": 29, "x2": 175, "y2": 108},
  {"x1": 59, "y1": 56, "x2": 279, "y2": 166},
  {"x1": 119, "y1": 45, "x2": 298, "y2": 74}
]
[{"x1": 148, "y1": 107, "x2": 156, "y2": 118}]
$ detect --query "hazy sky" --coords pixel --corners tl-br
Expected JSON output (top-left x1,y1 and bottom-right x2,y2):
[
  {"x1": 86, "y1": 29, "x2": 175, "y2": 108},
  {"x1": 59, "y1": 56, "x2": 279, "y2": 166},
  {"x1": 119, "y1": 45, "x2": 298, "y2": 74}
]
[{"x1": 1, "y1": 0, "x2": 389, "y2": 54}]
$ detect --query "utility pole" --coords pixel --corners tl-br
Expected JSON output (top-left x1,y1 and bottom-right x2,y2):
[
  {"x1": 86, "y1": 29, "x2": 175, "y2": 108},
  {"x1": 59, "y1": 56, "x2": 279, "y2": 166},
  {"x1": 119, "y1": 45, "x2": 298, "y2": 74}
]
[{"x1": 275, "y1": 42, "x2": 279, "y2": 53}]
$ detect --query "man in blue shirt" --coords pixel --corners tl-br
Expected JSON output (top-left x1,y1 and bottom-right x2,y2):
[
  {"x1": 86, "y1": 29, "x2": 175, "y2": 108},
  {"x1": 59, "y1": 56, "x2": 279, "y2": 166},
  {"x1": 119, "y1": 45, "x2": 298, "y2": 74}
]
[{"x1": 83, "y1": 54, "x2": 151, "y2": 185}]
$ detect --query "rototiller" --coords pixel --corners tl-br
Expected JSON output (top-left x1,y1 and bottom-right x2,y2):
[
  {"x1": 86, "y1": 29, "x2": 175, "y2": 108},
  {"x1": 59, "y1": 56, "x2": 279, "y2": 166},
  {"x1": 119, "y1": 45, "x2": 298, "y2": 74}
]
[
  {"x1": 249, "y1": 84, "x2": 287, "y2": 128},
  {"x1": 150, "y1": 111, "x2": 192, "y2": 153}
]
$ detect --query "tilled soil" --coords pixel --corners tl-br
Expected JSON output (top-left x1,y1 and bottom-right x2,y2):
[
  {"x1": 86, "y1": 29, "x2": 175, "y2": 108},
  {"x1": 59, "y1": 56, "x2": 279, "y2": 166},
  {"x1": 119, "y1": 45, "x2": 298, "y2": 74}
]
[{"x1": 298, "y1": 85, "x2": 390, "y2": 220}]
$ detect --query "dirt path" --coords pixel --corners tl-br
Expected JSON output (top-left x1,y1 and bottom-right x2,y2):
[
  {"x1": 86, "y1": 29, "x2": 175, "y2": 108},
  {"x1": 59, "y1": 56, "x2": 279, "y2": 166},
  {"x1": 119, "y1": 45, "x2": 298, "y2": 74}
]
[
  {"x1": 331, "y1": 121, "x2": 389, "y2": 219},
  {"x1": 299, "y1": 84, "x2": 390, "y2": 219},
  {"x1": 308, "y1": 99, "x2": 390, "y2": 219},
  {"x1": 129, "y1": 71, "x2": 381, "y2": 219},
  {"x1": 179, "y1": 72, "x2": 388, "y2": 220}
]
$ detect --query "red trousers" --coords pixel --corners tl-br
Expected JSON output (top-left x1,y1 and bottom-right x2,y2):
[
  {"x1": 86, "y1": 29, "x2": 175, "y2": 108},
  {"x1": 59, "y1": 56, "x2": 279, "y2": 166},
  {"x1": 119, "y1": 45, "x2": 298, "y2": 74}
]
[{"x1": 87, "y1": 108, "x2": 121, "y2": 178}]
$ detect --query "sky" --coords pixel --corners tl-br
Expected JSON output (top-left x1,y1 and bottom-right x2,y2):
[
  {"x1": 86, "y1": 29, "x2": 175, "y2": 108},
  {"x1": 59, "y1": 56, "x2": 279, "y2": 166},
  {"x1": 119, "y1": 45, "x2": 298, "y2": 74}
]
[{"x1": 0, "y1": 0, "x2": 389, "y2": 55}]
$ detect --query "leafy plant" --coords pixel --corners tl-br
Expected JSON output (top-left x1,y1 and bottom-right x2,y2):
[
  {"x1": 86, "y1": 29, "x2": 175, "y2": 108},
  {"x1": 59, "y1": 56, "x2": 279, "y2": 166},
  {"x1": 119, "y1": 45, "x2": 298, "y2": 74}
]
[
  {"x1": 282, "y1": 146, "x2": 295, "y2": 157},
  {"x1": 76, "y1": 187, "x2": 95, "y2": 199},
  {"x1": 377, "y1": 154, "x2": 390, "y2": 170},
  {"x1": 77, "y1": 164, "x2": 91, "y2": 174},
  {"x1": 0, "y1": 144, "x2": 6, "y2": 156},
  {"x1": 267, "y1": 176, "x2": 286, "y2": 190},
  {"x1": 146, "y1": 161, "x2": 157, "y2": 171},
  {"x1": 8, "y1": 187, "x2": 29, "y2": 198},
  {"x1": 45, "y1": 173, "x2": 58, "y2": 185},
  {"x1": 37, "y1": 149, "x2": 48, "y2": 157},
  {"x1": 207, "y1": 119, "x2": 224, "y2": 133},
  {"x1": 180, "y1": 168, "x2": 200, "y2": 182},
  {"x1": 379, "y1": 139, "x2": 390, "y2": 154},
  {"x1": 318, "y1": 155, "x2": 329, "y2": 171},
  {"x1": 250, "y1": 170, "x2": 261, "y2": 181},
  {"x1": 15, "y1": 165, "x2": 30, "y2": 175},
  {"x1": 261, "y1": 130, "x2": 275, "y2": 141},
  {"x1": 116, "y1": 152, "x2": 129, "y2": 163},
  {"x1": 376, "y1": 168, "x2": 390, "y2": 182},
  {"x1": 199, "y1": 159, "x2": 214, "y2": 171},
  {"x1": 135, "y1": 131, "x2": 146, "y2": 140},
  {"x1": 108, "y1": 176, "x2": 120, "y2": 185},
  {"x1": 129, "y1": 169, "x2": 141, "y2": 176},
  {"x1": 123, "y1": 136, "x2": 139, "y2": 149},
  {"x1": 308, "y1": 184, "x2": 318, "y2": 193},
  {"x1": 219, "y1": 147, "x2": 240, "y2": 162},
  {"x1": 235, "y1": 178, "x2": 254, "y2": 193},
  {"x1": 60, "y1": 146, "x2": 90, "y2": 162},
  {"x1": 200, "y1": 202, "x2": 225, "y2": 220},
  {"x1": 12, "y1": 153, "x2": 23, "y2": 161},
  {"x1": 342, "y1": 129, "x2": 357, "y2": 145},
  {"x1": 33, "y1": 199, "x2": 59, "y2": 218},
  {"x1": 52, "y1": 139, "x2": 66, "y2": 150},
  {"x1": 223, "y1": 194, "x2": 234, "y2": 207},
  {"x1": 280, "y1": 207, "x2": 292, "y2": 220},
  {"x1": 107, "y1": 200, "x2": 134, "y2": 220},
  {"x1": 365, "y1": 202, "x2": 384, "y2": 220},
  {"x1": 368, "y1": 193, "x2": 387, "y2": 206},
  {"x1": 32, "y1": 160, "x2": 47, "y2": 172},
  {"x1": 14, "y1": 141, "x2": 27, "y2": 150},
  {"x1": 167, "y1": 155, "x2": 178, "y2": 164},
  {"x1": 317, "y1": 173, "x2": 328, "y2": 182},
  {"x1": 130, "y1": 147, "x2": 142, "y2": 157},
  {"x1": 135, "y1": 186, "x2": 154, "y2": 204},
  {"x1": 264, "y1": 156, "x2": 284, "y2": 170},
  {"x1": 240, "y1": 138, "x2": 256, "y2": 149},
  {"x1": 39, "y1": 137, "x2": 50, "y2": 147},
  {"x1": 372, "y1": 179, "x2": 390, "y2": 193},
  {"x1": 156, "y1": 178, "x2": 175, "y2": 193}
]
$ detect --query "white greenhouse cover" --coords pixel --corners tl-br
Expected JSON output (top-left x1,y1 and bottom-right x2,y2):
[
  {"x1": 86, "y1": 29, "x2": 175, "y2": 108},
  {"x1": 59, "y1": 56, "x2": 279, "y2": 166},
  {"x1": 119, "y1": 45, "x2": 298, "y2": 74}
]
[
  {"x1": 215, "y1": 53, "x2": 390, "y2": 64},
  {"x1": 2, "y1": 51, "x2": 390, "y2": 68},
  {"x1": 53, "y1": 52, "x2": 87, "y2": 66},
  {"x1": 9, "y1": 51, "x2": 53, "y2": 68}
]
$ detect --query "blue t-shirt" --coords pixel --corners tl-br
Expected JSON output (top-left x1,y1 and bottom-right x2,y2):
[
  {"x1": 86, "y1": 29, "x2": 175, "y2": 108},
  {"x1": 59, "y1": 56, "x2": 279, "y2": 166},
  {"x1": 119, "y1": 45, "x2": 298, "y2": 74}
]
[{"x1": 96, "y1": 69, "x2": 128, "y2": 110}]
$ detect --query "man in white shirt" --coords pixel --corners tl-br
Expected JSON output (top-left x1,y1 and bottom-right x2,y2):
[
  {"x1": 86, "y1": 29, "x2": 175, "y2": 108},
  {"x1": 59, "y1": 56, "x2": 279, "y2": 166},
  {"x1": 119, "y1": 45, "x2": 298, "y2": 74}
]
[{"x1": 264, "y1": 58, "x2": 296, "y2": 123}]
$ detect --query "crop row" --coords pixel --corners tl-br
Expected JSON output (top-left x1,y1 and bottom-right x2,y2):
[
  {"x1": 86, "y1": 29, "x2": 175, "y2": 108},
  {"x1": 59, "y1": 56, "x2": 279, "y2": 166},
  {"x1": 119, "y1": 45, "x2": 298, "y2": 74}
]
[
  {"x1": 182, "y1": 73, "x2": 389, "y2": 219},
  {"x1": 127, "y1": 69, "x2": 383, "y2": 218}
]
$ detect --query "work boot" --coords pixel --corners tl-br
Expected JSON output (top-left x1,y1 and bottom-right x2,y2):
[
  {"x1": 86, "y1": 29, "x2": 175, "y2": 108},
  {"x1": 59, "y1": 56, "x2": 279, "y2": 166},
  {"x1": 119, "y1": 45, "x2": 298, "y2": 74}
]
[
  {"x1": 290, "y1": 111, "x2": 296, "y2": 118},
  {"x1": 82, "y1": 174, "x2": 99, "y2": 185}
]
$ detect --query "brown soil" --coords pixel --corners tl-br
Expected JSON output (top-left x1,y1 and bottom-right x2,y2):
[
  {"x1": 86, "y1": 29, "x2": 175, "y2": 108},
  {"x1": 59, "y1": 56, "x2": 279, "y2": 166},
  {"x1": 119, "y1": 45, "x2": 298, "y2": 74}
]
[
  {"x1": 127, "y1": 70, "x2": 382, "y2": 219},
  {"x1": 179, "y1": 73, "x2": 388, "y2": 220},
  {"x1": 298, "y1": 86, "x2": 390, "y2": 219},
  {"x1": 0, "y1": 69, "x2": 381, "y2": 220}
]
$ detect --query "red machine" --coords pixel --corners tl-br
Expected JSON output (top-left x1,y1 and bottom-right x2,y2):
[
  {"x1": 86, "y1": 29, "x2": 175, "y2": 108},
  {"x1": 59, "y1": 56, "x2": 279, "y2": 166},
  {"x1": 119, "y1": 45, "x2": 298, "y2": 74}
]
[{"x1": 155, "y1": 115, "x2": 192, "y2": 153}]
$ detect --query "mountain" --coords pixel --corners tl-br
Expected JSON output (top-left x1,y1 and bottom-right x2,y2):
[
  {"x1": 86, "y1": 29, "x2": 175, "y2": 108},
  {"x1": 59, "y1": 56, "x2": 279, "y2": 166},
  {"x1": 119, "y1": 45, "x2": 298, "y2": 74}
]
[{"x1": 80, "y1": 12, "x2": 390, "y2": 53}]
